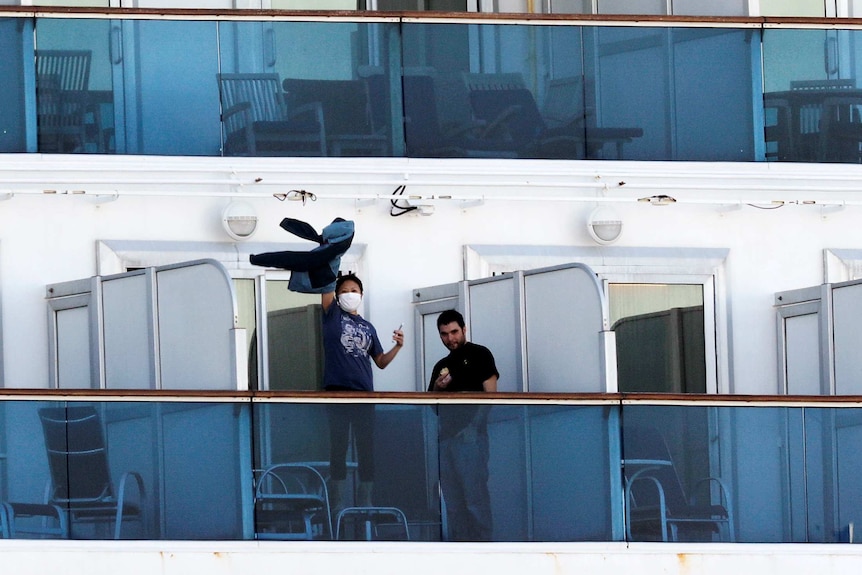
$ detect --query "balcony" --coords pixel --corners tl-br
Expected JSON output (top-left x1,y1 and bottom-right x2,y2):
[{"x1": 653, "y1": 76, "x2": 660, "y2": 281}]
[
  {"x1": 1, "y1": 392, "x2": 861, "y2": 544},
  {"x1": 0, "y1": 9, "x2": 860, "y2": 163}
]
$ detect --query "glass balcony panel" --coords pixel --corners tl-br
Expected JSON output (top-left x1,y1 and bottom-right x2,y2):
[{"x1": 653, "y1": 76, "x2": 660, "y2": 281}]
[
  {"x1": 438, "y1": 403, "x2": 616, "y2": 542},
  {"x1": 1, "y1": 400, "x2": 249, "y2": 540},
  {"x1": 2, "y1": 398, "x2": 862, "y2": 542},
  {"x1": 217, "y1": 21, "x2": 400, "y2": 158},
  {"x1": 253, "y1": 402, "x2": 439, "y2": 541},
  {"x1": 834, "y1": 408, "x2": 862, "y2": 542},
  {"x1": 0, "y1": 18, "x2": 30, "y2": 153},
  {"x1": 402, "y1": 23, "x2": 597, "y2": 160},
  {"x1": 114, "y1": 20, "x2": 221, "y2": 155},
  {"x1": 763, "y1": 28, "x2": 862, "y2": 163},
  {"x1": 622, "y1": 404, "x2": 845, "y2": 543},
  {"x1": 587, "y1": 26, "x2": 757, "y2": 161},
  {"x1": 34, "y1": 19, "x2": 113, "y2": 154}
]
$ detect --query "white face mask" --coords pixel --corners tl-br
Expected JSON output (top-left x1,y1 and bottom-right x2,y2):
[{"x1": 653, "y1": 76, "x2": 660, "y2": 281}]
[{"x1": 337, "y1": 292, "x2": 362, "y2": 313}]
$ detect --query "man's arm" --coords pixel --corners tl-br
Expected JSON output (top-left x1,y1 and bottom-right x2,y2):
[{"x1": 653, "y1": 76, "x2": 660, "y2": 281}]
[{"x1": 482, "y1": 374, "x2": 498, "y2": 393}]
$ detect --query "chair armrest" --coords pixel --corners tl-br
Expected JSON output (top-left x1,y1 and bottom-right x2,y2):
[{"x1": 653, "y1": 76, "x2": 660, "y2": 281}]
[
  {"x1": 692, "y1": 476, "x2": 733, "y2": 509},
  {"x1": 117, "y1": 471, "x2": 146, "y2": 506},
  {"x1": 114, "y1": 471, "x2": 146, "y2": 539},
  {"x1": 221, "y1": 102, "x2": 253, "y2": 154},
  {"x1": 221, "y1": 101, "x2": 251, "y2": 124},
  {"x1": 624, "y1": 473, "x2": 668, "y2": 541},
  {"x1": 288, "y1": 101, "x2": 327, "y2": 155}
]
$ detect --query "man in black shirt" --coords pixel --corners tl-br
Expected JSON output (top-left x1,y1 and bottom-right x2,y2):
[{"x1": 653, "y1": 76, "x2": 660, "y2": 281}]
[{"x1": 429, "y1": 309, "x2": 498, "y2": 541}]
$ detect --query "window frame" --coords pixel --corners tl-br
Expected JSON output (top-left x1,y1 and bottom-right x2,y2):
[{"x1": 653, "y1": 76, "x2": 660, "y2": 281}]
[{"x1": 464, "y1": 244, "x2": 729, "y2": 393}]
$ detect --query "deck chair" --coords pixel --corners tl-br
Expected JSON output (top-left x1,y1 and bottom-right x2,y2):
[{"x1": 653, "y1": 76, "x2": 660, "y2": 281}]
[
  {"x1": 217, "y1": 73, "x2": 326, "y2": 156},
  {"x1": 463, "y1": 73, "x2": 642, "y2": 159},
  {"x1": 764, "y1": 96, "x2": 794, "y2": 161},
  {"x1": 254, "y1": 463, "x2": 333, "y2": 540},
  {"x1": 39, "y1": 406, "x2": 146, "y2": 539},
  {"x1": 1, "y1": 502, "x2": 69, "y2": 539},
  {"x1": 282, "y1": 78, "x2": 387, "y2": 156},
  {"x1": 788, "y1": 79, "x2": 857, "y2": 161},
  {"x1": 35, "y1": 50, "x2": 92, "y2": 152},
  {"x1": 623, "y1": 426, "x2": 734, "y2": 542},
  {"x1": 36, "y1": 50, "x2": 91, "y2": 92},
  {"x1": 818, "y1": 94, "x2": 862, "y2": 162},
  {"x1": 402, "y1": 74, "x2": 470, "y2": 157}
]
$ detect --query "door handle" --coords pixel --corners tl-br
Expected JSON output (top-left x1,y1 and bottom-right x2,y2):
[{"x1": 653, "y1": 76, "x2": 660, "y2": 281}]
[{"x1": 110, "y1": 25, "x2": 123, "y2": 65}]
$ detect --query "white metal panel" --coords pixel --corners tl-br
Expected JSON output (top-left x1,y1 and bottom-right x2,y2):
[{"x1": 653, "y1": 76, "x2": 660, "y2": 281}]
[
  {"x1": 784, "y1": 312, "x2": 822, "y2": 395},
  {"x1": 55, "y1": 306, "x2": 92, "y2": 389},
  {"x1": 524, "y1": 265, "x2": 605, "y2": 392},
  {"x1": 832, "y1": 281, "x2": 862, "y2": 394},
  {"x1": 156, "y1": 261, "x2": 239, "y2": 390},
  {"x1": 102, "y1": 272, "x2": 154, "y2": 389},
  {"x1": 468, "y1": 276, "x2": 520, "y2": 392}
]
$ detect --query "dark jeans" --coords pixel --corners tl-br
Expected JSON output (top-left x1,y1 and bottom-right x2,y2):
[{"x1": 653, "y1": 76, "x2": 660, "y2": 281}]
[
  {"x1": 328, "y1": 403, "x2": 376, "y2": 482},
  {"x1": 439, "y1": 425, "x2": 492, "y2": 541}
]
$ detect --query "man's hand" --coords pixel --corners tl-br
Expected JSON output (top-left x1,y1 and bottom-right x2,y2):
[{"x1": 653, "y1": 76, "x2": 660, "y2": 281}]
[{"x1": 434, "y1": 368, "x2": 452, "y2": 390}]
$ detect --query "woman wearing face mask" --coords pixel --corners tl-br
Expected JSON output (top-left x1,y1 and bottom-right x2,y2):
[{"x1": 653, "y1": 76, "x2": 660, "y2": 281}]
[{"x1": 321, "y1": 273, "x2": 404, "y2": 510}]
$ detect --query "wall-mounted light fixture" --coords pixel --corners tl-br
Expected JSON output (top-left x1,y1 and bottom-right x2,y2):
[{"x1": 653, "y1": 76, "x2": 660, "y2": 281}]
[
  {"x1": 222, "y1": 200, "x2": 258, "y2": 241},
  {"x1": 587, "y1": 206, "x2": 623, "y2": 245}
]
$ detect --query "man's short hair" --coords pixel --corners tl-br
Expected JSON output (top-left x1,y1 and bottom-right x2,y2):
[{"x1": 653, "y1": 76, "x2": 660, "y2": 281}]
[
  {"x1": 336, "y1": 273, "x2": 363, "y2": 294},
  {"x1": 437, "y1": 309, "x2": 465, "y2": 329}
]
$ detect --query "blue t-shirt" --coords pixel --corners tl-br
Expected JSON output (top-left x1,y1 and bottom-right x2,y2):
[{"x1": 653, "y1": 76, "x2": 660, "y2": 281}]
[{"x1": 322, "y1": 303, "x2": 384, "y2": 391}]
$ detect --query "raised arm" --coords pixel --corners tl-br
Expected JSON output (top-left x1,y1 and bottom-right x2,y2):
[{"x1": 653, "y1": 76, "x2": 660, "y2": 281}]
[{"x1": 322, "y1": 290, "x2": 335, "y2": 312}]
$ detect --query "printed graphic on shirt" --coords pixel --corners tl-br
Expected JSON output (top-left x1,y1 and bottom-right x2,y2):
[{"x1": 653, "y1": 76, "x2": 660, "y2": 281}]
[{"x1": 340, "y1": 316, "x2": 372, "y2": 357}]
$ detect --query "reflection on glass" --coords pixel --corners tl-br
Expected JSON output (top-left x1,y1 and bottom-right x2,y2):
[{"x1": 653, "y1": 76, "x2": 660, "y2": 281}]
[
  {"x1": 3, "y1": 399, "x2": 862, "y2": 542},
  {"x1": 35, "y1": 19, "x2": 113, "y2": 154},
  {"x1": 437, "y1": 404, "x2": 616, "y2": 542},
  {"x1": 217, "y1": 21, "x2": 398, "y2": 158},
  {"x1": 622, "y1": 405, "x2": 730, "y2": 542},
  {"x1": 0, "y1": 19, "x2": 28, "y2": 153},
  {"x1": 120, "y1": 20, "x2": 220, "y2": 155},
  {"x1": 763, "y1": 29, "x2": 862, "y2": 163},
  {"x1": 402, "y1": 23, "x2": 633, "y2": 160},
  {"x1": 2, "y1": 401, "x2": 248, "y2": 540},
  {"x1": 611, "y1": 283, "x2": 706, "y2": 393},
  {"x1": 621, "y1": 404, "x2": 862, "y2": 543},
  {"x1": 254, "y1": 403, "x2": 439, "y2": 541},
  {"x1": 587, "y1": 26, "x2": 756, "y2": 161}
]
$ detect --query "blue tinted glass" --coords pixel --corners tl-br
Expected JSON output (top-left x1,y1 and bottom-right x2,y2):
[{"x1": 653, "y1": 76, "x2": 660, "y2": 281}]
[
  {"x1": 763, "y1": 29, "x2": 862, "y2": 163},
  {"x1": 834, "y1": 408, "x2": 862, "y2": 542},
  {"x1": 34, "y1": 19, "x2": 113, "y2": 154},
  {"x1": 1, "y1": 401, "x2": 249, "y2": 540},
  {"x1": 159, "y1": 402, "x2": 250, "y2": 539},
  {"x1": 403, "y1": 23, "x2": 598, "y2": 160},
  {"x1": 116, "y1": 20, "x2": 220, "y2": 155},
  {"x1": 436, "y1": 403, "x2": 616, "y2": 542},
  {"x1": 586, "y1": 26, "x2": 757, "y2": 161},
  {"x1": 253, "y1": 403, "x2": 439, "y2": 541},
  {"x1": 0, "y1": 19, "x2": 30, "y2": 153},
  {"x1": 217, "y1": 21, "x2": 400, "y2": 158},
  {"x1": 622, "y1": 404, "x2": 828, "y2": 543},
  {"x1": 8, "y1": 397, "x2": 862, "y2": 543}
]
